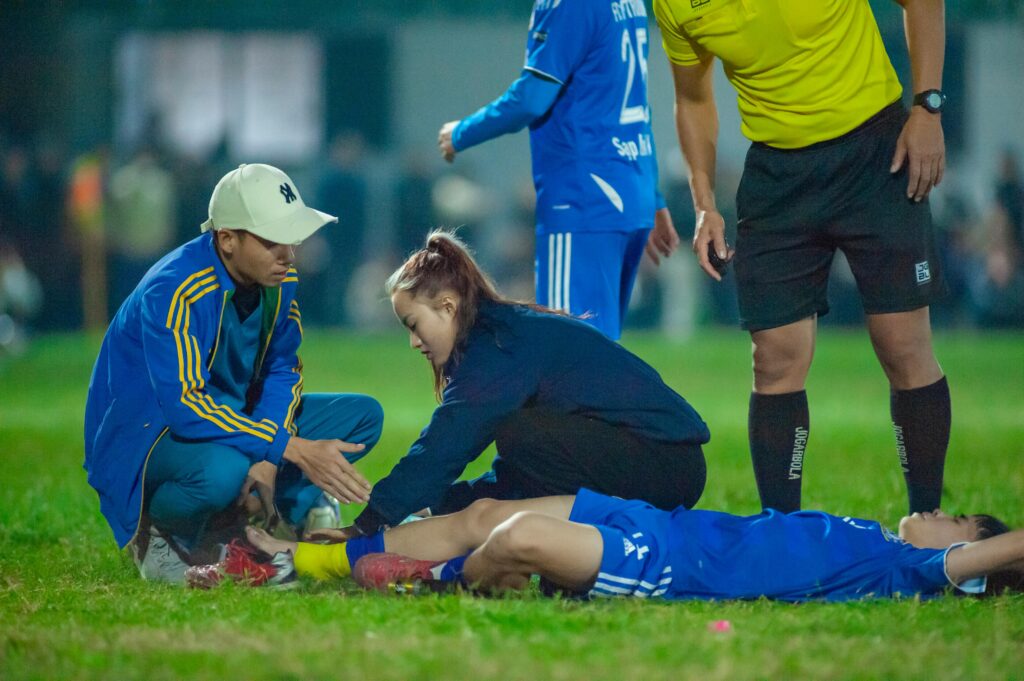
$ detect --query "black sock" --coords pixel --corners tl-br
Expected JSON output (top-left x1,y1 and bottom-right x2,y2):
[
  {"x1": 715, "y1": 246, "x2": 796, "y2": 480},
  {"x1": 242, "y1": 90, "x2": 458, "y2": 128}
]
[
  {"x1": 891, "y1": 376, "x2": 950, "y2": 514},
  {"x1": 748, "y1": 391, "x2": 809, "y2": 513}
]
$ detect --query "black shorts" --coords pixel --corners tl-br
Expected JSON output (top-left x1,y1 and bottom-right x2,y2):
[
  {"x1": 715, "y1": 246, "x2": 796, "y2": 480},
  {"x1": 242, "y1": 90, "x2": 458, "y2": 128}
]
[
  {"x1": 734, "y1": 101, "x2": 946, "y2": 332},
  {"x1": 434, "y1": 408, "x2": 707, "y2": 515}
]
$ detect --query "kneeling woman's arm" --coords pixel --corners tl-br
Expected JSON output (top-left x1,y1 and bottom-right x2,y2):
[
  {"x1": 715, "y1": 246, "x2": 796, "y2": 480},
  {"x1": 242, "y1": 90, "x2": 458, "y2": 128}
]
[{"x1": 354, "y1": 341, "x2": 540, "y2": 535}]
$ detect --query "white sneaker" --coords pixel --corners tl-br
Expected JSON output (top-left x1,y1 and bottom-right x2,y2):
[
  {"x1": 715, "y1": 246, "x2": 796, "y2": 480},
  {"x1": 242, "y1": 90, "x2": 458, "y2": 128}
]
[
  {"x1": 303, "y1": 493, "x2": 341, "y2": 533},
  {"x1": 131, "y1": 526, "x2": 190, "y2": 584}
]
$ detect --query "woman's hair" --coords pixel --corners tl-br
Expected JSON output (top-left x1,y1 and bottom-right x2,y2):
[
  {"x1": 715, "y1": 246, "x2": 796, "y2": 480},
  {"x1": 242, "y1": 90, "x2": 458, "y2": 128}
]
[
  {"x1": 387, "y1": 230, "x2": 561, "y2": 400},
  {"x1": 969, "y1": 514, "x2": 1024, "y2": 597},
  {"x1": 387, "y1": 230, "x2": 502, "y2": 350}
]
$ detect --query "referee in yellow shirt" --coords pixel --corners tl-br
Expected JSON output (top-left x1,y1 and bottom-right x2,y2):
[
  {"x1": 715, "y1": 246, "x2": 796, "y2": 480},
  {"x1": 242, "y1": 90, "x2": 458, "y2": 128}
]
[{"x1": 654, "y1": 0, "x2": 950, "y2": 514}]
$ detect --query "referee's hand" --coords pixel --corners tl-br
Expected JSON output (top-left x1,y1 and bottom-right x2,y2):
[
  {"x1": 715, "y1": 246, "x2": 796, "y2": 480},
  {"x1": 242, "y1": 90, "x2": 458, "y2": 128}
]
[
  {"x1": 692, "y1": 208, "x2": 733, "y2": 281},
  {"x1": 890, "y1": 108, "x2": 945, "y2": 203}
]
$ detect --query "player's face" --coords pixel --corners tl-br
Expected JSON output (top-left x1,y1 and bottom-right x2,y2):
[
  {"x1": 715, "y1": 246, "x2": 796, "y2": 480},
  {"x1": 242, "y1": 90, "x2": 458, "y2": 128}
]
[
  {"x1": 898, "y1": 510, "x2": 980, "y2": 549},
  {"x1": 391, "y1": 289, "x2": 458, "y2": 368},
  {"x1": 217, "y1": 230, "x2": 295, "y2": 287}
]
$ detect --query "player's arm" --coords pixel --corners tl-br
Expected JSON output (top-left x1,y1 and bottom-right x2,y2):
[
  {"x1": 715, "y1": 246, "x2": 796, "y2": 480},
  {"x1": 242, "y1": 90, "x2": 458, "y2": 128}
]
[
  {"x1": 944, "y1": 529, "x2": 1024, "y2": 584},
  {"x1": 671, "y1": 59, "x2": 730, "y2": 281},
  {"x1": 250, "y1": 293, "x2": 371, "y2": 505},
  {"x1": 890, "y1": 0, "x2": 946, "y2": 202},
  {"x1": 438, "y1": 72, "x2": 562, "y2": 162},
  {"x1": 353, "y1": 343, "x2": 538, "y2": 535}
]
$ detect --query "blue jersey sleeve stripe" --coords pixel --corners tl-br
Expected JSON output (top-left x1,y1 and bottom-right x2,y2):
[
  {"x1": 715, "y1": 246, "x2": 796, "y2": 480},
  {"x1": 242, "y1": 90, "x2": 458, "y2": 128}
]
[
  {"x1": 164, "y1": 267, "x2": 215, "y2": 327},
  {"x1": 523, "y1": 65, "x2": 564, "y2": 85},
  {"x1": 288, "y1": 315, "x2": 303, "y2": 337},
  {"x1": 165, "y1": 276, "x2": 277, "y2": 442},
  {"x1": 185, "y1": 319, "x2": 277, "y2": 436},
  {"x1": 178, "y1": 287, "x2": 276, "y2": 439},
  {"x1": 289, "y1": 299, "x2": 303, "y2": 334},
  {"x1": 284, "y1": 366, "x2": 304, "y2": 431}
]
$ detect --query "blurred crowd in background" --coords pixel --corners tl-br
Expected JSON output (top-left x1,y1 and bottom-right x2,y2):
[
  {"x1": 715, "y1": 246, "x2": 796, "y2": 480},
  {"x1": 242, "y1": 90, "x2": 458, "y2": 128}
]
[
  {"x1": 0, "y1": 129, "x2": 539, "y2": 352},
  {"x1": 1, "y1": 130, "x2": 1022, "y2": 356},
  {"x1": 1, "y1": 2, "x2": 1021, "y2": 356}
]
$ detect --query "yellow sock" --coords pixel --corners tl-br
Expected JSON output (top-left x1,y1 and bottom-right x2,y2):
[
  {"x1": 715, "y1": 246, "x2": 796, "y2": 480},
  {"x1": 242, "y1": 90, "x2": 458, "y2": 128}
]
[{"x1": 293, "y1": 543, "x2": 351, "y2": 580}]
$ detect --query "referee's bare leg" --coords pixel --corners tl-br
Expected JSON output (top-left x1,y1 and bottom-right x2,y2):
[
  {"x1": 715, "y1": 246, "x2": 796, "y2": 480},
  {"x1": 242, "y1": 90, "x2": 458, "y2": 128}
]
[
  {"x1": 865, "y1": 307, "x2": 943, "y2": 389},
  {"x1": 751, "y1": 316, "x2": 816, "y2": 393}
]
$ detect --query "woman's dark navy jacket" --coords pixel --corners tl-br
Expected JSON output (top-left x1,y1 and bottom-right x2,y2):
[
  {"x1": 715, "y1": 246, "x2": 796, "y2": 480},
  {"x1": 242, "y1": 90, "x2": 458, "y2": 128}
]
[{"x1": 354, "y1": 301, "x2": 710, "y2": 534}]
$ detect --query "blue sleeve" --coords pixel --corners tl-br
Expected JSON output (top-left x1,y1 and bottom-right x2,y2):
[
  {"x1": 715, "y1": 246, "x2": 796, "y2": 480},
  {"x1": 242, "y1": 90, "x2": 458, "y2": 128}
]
[
  {"x1": 890, "y1": 546, "x2": 957, "y2": 598},
  {"x1": 248, "y1": 276, "x2": 305, "y2": 465},
  {"x1": 452, "y1": 72, "x2": 562, "y2": 152},
  {"x1": 139, "y1": 273, "x2": 284, "y2": 462},
  {"x1": 357, "y1": 337, "x2": 540, "y2": 528}
]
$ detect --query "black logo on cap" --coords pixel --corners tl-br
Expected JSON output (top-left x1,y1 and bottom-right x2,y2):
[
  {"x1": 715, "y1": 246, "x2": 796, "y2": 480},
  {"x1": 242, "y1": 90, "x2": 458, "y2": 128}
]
[{"x1": 280, "y1": 183, "x2": 297, "y2": 204}]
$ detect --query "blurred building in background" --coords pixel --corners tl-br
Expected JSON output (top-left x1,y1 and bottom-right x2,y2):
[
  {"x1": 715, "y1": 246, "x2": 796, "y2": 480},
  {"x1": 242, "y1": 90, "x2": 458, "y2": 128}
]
[{"x1": 1, "y1": 0, "x2": 1022, "y2": 336}]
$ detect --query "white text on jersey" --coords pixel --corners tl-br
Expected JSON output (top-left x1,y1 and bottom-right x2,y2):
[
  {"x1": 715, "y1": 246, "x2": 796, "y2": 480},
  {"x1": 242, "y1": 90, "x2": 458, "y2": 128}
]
[
  {"x1": 611, "y1": 0, "x2": 647, "y2": 22},
  {"x1": 613, "y1": 133, "x2": 653, "y2": 162}
]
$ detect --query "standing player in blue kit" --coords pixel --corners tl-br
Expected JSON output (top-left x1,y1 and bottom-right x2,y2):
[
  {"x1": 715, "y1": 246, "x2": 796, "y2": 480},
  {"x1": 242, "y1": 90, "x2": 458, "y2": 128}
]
[{"x1": 438, "y1": 0, "x2": 680, "y2": 340}]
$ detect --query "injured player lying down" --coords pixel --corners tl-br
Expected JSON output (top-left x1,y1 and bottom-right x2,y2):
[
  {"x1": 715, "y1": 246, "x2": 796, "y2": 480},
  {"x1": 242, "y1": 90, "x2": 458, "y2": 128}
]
[{"x1": 198, "y1": 490, "x2": 1024, "y2": 601}]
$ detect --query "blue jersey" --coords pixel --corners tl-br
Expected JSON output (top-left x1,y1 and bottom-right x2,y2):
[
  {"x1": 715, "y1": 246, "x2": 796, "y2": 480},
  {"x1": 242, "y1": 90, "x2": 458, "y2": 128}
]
[
  {"x1": 666, "y1": 508, "x2": 951, "y2": 601},
  {"x1": 525, "y1": 0, "x2": 659, "y2": 234},
  {"x1": 573, "y1": 490, "x2": 969, "y2": 602}
]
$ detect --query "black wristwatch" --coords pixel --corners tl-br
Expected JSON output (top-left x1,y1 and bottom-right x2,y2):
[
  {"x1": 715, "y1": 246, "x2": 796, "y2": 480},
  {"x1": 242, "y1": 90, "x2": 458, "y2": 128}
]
[{"x1": 913, "y1": 89, "x2": 946, "y2": 114}]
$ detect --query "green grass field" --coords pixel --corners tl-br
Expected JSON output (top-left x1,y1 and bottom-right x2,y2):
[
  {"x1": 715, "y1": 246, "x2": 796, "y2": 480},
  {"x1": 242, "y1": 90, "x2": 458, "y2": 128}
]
[{"x1": 1, "y1": 329, "x2": 1022, "y2": 680}]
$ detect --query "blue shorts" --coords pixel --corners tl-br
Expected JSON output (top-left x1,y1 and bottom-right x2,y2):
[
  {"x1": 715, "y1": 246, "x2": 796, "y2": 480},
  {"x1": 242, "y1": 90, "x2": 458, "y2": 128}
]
[
  {"x1": 535, "y1": 230, "x2": 650, "y2": 340},
  {"x1": 569, "y1": 488, "x2": 673, "y2": 599}
]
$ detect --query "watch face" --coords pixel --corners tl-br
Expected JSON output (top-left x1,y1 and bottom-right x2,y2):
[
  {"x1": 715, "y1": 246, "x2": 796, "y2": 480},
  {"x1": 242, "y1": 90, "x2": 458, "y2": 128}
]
[{"x1": 926, "y1": 92, "x2": 943, "y2": 109}]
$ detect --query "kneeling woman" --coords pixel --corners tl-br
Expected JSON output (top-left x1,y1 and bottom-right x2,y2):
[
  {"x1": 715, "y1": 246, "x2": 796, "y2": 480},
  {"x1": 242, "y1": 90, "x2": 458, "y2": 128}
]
[{"x1": 354, "y1": 231, "x2": 709, "y2": 535}]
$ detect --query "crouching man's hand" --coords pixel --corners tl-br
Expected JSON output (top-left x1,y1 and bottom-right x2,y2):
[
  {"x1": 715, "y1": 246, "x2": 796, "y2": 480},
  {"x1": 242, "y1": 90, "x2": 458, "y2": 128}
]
[
  {"x1": 282, "y1": 436, "x2": 372, "y2": 505},
  {"x1": 237, "y1": 460, "x2": 282, "y2": 532}
]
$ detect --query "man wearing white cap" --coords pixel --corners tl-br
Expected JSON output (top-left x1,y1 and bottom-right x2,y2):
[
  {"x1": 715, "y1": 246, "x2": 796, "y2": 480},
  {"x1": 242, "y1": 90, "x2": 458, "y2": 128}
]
[{"x1": 85, "y1": 163, "x2": 383, "y2": 583}]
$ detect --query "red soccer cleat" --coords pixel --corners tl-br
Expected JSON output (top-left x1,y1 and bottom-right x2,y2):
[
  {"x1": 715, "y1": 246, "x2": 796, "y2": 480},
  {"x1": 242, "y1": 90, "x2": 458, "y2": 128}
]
[
  {"x1": 186, "y1": 540, "x2": 295, "y2": 589},
  {"x1": 352, "y1": 552, "x2": 442, "y2": 592}
]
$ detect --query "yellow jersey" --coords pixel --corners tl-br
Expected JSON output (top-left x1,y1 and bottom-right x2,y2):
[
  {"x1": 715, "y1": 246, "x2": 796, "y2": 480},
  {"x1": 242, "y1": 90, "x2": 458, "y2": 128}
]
[{"x1": 653, "y1": 0, "x2": 903, "y2": 148}]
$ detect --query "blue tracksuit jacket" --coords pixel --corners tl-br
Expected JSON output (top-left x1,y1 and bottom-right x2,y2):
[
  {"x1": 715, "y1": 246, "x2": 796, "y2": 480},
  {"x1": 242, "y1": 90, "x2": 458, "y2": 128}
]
[{"x1": 84, "y1": 233, "x2": 304, "y2": 548}]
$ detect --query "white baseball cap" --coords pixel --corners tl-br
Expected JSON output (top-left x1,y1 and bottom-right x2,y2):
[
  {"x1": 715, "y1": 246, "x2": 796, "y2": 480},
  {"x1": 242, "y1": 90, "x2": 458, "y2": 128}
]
[{"x1": 200, "y1": 163, "x2": 337, "y2": 245}]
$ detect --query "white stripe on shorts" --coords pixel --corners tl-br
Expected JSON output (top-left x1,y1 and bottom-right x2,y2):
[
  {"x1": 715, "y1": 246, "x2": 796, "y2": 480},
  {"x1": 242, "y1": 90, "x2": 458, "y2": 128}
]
[
  {"x1": 563, "y1": 232, "x2": 572, "y2": 313},
  {"x1": 554, "y1": 233, "x2": 564, "y2": 310},
  {"x1": 547, "y1": 233, "x2": 555, "y2": 308},
  {"x1": 591, "y1": 567, "x2": 673, "y2": 599}
]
